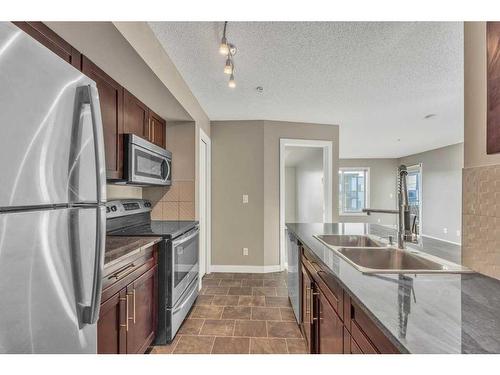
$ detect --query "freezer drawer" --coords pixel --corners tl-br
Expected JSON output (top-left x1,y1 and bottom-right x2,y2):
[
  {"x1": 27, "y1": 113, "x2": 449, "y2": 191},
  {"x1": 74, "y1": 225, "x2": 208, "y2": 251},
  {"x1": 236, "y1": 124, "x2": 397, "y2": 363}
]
[{"x1": 0, "y1": 206, "x2": 105, "y2": 353}]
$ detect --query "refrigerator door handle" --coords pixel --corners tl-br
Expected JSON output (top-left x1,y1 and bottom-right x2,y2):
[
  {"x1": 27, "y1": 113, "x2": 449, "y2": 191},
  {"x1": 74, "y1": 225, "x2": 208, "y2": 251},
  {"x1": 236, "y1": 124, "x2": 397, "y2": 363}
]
[
  {"x1": 83, "y1": 84, "x2": 106, "y2": 204},
  {"x1": 83, "y1": 206, "x2": 106, "y2": 325}
]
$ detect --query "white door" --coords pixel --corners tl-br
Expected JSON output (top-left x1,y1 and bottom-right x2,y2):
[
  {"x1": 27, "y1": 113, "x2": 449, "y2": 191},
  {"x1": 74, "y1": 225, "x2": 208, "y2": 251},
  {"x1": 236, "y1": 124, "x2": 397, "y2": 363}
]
[{"x1": 199, "y1": 130, "x2": 211, "y2": 284}]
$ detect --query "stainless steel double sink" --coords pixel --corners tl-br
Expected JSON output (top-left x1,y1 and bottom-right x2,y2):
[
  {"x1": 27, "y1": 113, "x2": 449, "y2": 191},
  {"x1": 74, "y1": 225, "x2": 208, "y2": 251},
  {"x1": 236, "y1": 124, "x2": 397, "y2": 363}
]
[{"x1": 314, "y1": 234, "x2": 471, "y2": 274}]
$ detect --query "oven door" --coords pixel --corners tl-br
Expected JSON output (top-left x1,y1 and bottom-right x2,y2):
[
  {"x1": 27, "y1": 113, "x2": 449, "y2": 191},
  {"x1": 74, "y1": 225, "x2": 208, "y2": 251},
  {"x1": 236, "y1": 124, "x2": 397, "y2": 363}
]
[
  {"x1": 171, "y1": 226, "x2": 199, "y2": 305},
  {"x1": 126, "y1": 136, "x2": 171, "y2": 186}
]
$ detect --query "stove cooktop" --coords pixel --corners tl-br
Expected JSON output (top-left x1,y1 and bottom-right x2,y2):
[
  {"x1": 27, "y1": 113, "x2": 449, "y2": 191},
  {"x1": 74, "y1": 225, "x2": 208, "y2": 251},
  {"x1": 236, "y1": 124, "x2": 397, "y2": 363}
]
[{"x1": 108, "y1": 220, "x2": 198, "y2": 239}]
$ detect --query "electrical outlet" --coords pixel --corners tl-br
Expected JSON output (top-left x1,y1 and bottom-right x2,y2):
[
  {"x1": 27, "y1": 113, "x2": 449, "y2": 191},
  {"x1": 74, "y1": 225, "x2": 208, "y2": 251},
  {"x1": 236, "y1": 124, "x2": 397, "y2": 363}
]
[
  {"x1": 443, "y1": 228, "x2": 448, "y2": 234},
  {"x1": 456, "y1": 230, "x2": 461, "y2": 237},
  {"x1": 243, "y1": 247, "x2": 249, "y2": 256},
  {"x1": 389, "y1": 193, "x2": 394, "y2": 199},
  {"x1": 242, "y1": 194, "x2": 249, "y2": 204},
  {"x1": 377, "y1": 218, "x2": 381, "y2": 223}
]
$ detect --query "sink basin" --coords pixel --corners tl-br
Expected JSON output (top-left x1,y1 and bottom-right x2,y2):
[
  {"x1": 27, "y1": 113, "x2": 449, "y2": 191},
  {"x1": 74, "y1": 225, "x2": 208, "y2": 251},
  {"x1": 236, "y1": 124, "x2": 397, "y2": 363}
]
[
  {"x1": 315, "y1": 234, "x2": 383, "y2": 248},
  {"x1": 335, "y1": 247, "x2": 471, "y2": 274}
]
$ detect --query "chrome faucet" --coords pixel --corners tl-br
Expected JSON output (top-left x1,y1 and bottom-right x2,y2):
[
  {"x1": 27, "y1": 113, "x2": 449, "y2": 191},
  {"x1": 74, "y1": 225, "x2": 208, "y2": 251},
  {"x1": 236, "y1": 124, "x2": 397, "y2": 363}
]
[{"x1": 362, "y1": 165, "x2": 418, "y2": 249}]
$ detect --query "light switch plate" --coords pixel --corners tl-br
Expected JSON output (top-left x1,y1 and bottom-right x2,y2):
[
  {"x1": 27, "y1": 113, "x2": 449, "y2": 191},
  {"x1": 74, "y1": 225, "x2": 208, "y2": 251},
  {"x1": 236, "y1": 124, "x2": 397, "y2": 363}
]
[{"x1": 242, "y1": 194, "x2": 249, "y2": 204}]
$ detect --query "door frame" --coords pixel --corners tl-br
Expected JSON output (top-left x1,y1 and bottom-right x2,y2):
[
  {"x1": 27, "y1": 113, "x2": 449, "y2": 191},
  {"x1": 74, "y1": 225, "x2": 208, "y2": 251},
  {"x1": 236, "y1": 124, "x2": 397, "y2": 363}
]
[
  {"x1": 198, "y1": 128, "x2": 211, "y2": 282},
  {"x1": 279, "y1": 138, "x2": 333, "y2": 271}
]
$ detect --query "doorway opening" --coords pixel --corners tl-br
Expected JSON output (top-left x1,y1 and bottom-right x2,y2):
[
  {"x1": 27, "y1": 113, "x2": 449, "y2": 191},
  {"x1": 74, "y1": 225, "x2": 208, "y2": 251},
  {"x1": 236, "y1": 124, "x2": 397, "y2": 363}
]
[{"x1": 279, "y1": 139, "x2": 333, "y2": 270}]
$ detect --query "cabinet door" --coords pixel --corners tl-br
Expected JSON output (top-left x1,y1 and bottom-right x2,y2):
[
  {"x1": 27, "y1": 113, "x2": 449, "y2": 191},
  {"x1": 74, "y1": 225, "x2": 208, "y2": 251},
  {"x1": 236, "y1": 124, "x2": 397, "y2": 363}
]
[
  {"x1": 81, "y1": 56, "x2": 124, "y2": 179},
  {"x1": 301, "y1": 264, "x2": 315, "y2": 353},
  {"x1": 318, "y1": 289, "x2": 343, "y2": 353},
  {"x1": 126, "y1": 266, "x2": 158, "y2": 354},
  {"x1": 13, "y1": 22, "x2": 81, "y2": 69},
  {"x1": 97, "y1": 289, "x2": 127, "y2": 354},
  {"x1": 148, "y1": 111, "x2": 166, "y2": 148},
  {"x1": 124, "y1": 90, "x2": 149, "y2": 139}
]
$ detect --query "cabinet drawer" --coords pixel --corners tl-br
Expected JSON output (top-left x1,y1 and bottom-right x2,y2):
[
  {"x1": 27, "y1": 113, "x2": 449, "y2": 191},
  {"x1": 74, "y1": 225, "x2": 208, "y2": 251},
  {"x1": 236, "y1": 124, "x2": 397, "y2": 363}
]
[
  {"x1": 302, "y1": 247, "x2": 343, "y2": 316},
  {"x1": 102, "y1": 247, "x2": 156, "y2": 303}
]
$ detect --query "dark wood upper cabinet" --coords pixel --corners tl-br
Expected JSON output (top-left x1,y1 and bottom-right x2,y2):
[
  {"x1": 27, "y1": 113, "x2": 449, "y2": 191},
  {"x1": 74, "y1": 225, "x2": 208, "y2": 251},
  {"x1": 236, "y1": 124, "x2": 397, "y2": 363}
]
[
  {"x1": 81, "y1": 56, "x2": 124, "y2": 180},
  {"x1": 148, "y1": 110, "x2": 166, "y2": 148},
  {"x1": 124, "y1": 90, "x2": 149, "y2": 139},
  {"x1": 487, "y1": 22, "x2": 500, "y2": 154},
  {"x1": 97, "y1": 290, "x2": 127, "y2": 354},
  {"x1": 317, "y1": 289, "x2": 344, "y2": 354},
  {"x1": 125, "y1": 266, "x2": 158, "y2": 354},
  {"x1": 13, "y1": 22, "x2": 81, "y2": 69}
]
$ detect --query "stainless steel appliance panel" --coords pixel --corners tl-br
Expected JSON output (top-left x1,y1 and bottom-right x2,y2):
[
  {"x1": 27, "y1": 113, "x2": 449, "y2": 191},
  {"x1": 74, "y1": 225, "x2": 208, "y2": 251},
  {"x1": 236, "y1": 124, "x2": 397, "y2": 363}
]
[
  {"x1": 168, "y1": 276, "x2": 198, "y2": 342},
  {"x1": 171, "y1": 226, "x2": 199, "y2": 305},
  {"x1": 0, "y1": 206, "x2": 105, "y2": 353},
  {"x1": 124, "y1": 134, "x2": 172, "y2": 186},
  {"x1": 287, "y1": 229, "x2": 301, "y2": 323},
  {"x1": 0, "y1": 22, "x2": 106, "y2": 208}
]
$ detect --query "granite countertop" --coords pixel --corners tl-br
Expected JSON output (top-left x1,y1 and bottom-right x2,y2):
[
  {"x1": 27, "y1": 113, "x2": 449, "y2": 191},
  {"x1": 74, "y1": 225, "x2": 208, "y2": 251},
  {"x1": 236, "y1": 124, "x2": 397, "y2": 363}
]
[
  {"x1": 286, "y1": 222, "x2": 500, "y2": 354},
  {"x1": 105, "y1": 236, "x2": 162, "y2": 267}
]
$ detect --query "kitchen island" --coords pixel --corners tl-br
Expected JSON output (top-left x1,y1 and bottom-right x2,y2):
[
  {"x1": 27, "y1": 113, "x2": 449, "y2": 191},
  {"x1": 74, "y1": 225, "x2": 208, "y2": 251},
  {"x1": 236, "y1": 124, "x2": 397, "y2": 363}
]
[{"x1": 286, "y1": 222, "x2": 500, "y2": 354}]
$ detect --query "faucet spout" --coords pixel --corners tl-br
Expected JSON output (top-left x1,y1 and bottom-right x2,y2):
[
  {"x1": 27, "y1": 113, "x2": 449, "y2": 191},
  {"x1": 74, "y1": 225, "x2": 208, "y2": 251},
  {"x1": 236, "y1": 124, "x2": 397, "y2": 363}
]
[{"x1": 361, "y1": 165, "x2": 418, "y2": 249}]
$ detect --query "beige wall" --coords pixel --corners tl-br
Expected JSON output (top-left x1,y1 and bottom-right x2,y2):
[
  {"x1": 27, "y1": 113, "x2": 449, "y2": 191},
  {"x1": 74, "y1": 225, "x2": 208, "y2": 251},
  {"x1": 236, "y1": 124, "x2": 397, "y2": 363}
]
[
  {"x1": 463, "y1": 22, "x2": 500, "y2": 279},
  {"x1": 400, "y1": 143, "x2": 463, "y2": 243},
  {"x1": 211, "y1": 121, "x2": 265, "y2": 266},
  {"x1": 339, "y1": 159, "x2": 398, "y2": 226},
  {"x1": 211, "y1": 120, "x2": 339, "y2": 267}
]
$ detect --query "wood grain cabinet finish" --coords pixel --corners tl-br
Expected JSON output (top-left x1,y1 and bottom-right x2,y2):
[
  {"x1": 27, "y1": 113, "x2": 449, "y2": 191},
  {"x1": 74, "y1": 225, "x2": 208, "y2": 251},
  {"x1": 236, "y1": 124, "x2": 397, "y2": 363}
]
[
  {"x1": 301, "y1": 264, "x2": 315, "y2": 353},
  {"x1": 81, "y1": 56, "x2": 124, "y2": 180},
  {"x1": 300, "y1": 245, "x2": 400, "y2": 355},
  {"x1": 98, "y1": 245, "x2": 158, "y2": 354},
  {"x1": 124, "y1": 90, "x2": 149, "y2": 140},
  {"x1": 125, "y1": 266, "x2": 158, "y2": 354},
  {"x1": 148, "y1": 110, "x2": 166, "y2": 148},
  {"x1": 13, "y1": 22, "x2": 81, "y2": 69},
  {"x1": 97, "y1": 290, "x2": 127, "y2": 354},
  {"x1": 317, "y1": 288, "x2": 344, "y2": 354}
]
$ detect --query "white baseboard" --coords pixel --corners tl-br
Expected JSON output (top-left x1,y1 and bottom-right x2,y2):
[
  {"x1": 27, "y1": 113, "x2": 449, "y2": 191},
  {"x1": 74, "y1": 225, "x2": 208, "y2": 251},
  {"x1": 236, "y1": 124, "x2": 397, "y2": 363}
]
[
  {"x1": 421, "y1": 234, "x2": 461, "y2": 246},
  {"x1": 209, "y1": 265, "x2": 283, "y2": 273}
]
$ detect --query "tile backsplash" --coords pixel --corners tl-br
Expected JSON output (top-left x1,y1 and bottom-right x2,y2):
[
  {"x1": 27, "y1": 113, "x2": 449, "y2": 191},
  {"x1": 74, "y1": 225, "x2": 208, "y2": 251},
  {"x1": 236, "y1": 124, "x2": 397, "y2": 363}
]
[
  {"x1": 463, "y1": 165, "x2": 500, "y2": 279},
  {"x1": 143, "y1": 179, "x2": 195, "y2": 221}
]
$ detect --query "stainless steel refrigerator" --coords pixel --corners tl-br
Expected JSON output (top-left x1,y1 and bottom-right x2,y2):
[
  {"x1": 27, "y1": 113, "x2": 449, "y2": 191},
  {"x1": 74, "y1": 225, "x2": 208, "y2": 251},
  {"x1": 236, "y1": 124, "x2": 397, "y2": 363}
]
[{"x1": 0, "y1": 22, "x2": 106, "y2": 353}]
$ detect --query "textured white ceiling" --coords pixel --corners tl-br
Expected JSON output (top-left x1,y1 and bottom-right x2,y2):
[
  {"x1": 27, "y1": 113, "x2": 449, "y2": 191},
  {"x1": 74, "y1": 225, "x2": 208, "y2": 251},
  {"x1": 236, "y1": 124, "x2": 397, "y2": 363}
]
[{"x1": 149, "y1": 22, "x2": 463, "y2": 158}]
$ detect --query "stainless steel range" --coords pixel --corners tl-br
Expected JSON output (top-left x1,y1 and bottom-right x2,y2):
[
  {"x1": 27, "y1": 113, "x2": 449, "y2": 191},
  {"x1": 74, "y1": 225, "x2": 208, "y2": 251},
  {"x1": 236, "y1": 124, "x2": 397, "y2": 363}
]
[{"x1": 106, "y1": 199, "x2": 199, "y2": 344}]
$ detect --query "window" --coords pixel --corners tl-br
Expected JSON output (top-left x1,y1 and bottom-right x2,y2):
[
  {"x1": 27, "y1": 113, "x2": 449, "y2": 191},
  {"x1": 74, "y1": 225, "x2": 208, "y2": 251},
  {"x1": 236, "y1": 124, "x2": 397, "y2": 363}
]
[
  {"x1": 406, "y1": 164, "x2": 422, "y2": 234},
  {"x1": 339, "y1": 168, "x2": 370, "y2": 215}
]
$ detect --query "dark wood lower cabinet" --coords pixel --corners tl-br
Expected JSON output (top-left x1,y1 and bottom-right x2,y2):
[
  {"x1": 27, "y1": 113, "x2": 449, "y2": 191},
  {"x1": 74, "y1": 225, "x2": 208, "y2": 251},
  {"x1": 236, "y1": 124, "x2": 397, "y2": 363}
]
[
  {"x1": 97, "y1": 290, "x2": 127, "y2": 354},
  {"x1": 301, "y1": 264, "x2": 315, "y2": 353},
  {"x1": 98, "y1": 245, "x2": 158, "y2": 354},
  {"x1": 317, "y1": 289, "x2": 344, "y2": 353},
  {"x1": 125, "y1": 266, "x2": 158, "y2": 354},
  {"x1": 301, "y1": 246, "x2": 400, "y2": 355}
]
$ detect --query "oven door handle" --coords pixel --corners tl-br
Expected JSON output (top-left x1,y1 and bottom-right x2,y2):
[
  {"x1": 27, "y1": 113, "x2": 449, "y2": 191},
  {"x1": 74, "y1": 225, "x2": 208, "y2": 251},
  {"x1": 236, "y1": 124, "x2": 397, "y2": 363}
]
[
  {"x1": 172, "y1": 282, "x2": 198, "y2": 314},
  {"x1": 172, "y1": 227, "x2": 199, "y2": 248}
]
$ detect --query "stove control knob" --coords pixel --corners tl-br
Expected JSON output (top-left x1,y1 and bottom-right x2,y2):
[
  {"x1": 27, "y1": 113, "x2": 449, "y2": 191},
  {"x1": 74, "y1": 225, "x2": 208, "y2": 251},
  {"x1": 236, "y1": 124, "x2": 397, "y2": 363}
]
[
  {"x1": 144, "y1": 202, "x2": 151, "y2": 208},
  {"x1": 111, "y1": 206, "x2": 117, "y2": 212},
  {"x1": 106, "y1": 207, "x2": 110, "y2": 213}
]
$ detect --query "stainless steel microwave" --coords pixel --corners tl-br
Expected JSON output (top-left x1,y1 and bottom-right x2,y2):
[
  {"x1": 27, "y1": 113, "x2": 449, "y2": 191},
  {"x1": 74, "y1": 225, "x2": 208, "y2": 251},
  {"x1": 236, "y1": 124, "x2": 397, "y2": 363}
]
[{"x1": 123, "y1": 134, "x2": 172, "y2": 186}]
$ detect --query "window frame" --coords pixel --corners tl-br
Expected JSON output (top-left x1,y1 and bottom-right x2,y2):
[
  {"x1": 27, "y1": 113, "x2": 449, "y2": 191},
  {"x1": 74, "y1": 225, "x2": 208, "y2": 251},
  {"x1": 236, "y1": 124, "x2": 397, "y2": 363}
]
[{"x1": 338, "y1": 167, "x2": 370, "y2": 216}]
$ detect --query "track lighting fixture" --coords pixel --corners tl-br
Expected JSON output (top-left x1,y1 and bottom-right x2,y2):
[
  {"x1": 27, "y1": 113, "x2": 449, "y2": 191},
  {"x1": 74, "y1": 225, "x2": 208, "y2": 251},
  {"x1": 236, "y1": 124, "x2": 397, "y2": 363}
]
[{"x1": 219, "y1": 21, "x2": 237, "y2": 88}]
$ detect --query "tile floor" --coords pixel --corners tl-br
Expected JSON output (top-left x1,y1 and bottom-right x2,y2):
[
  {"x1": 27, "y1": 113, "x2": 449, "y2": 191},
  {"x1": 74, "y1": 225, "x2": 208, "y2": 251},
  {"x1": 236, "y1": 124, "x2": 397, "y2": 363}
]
[{"x1": 151, "y1": 271, "x2": 308, "y2": 354}]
